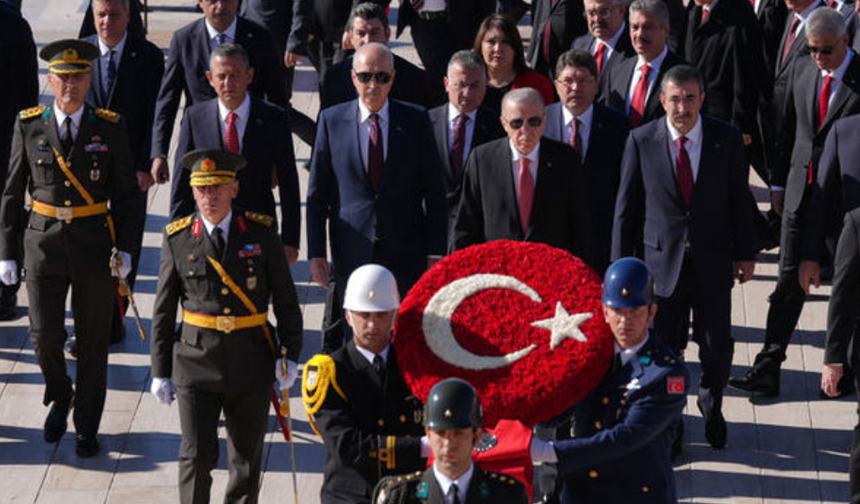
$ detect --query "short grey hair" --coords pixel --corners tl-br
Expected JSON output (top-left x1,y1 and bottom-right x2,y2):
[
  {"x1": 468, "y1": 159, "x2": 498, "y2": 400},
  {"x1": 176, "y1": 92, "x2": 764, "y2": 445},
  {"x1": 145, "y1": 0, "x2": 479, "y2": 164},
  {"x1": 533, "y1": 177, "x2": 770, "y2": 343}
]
[
  {"x1": 629, "y1": 0, "x2": 670, "y2": 28},
  {"x1": 210, "y1": 43, "x2": 251, "y2": 70},
  {"x1": 446, "y1": 50, "x2": 486, "y2": 79},
  {"x1": 353, "y1": 42, "x2": 395, "y2": 71},
  {"x1": 502, "y1": 87, "x2": 545, "y2": 111},
  {"x1": 93, "y1": 0, "x2": 130, "y2": 9},
  {"x1": 807, "y1": 7, "x2": 847, "y2": 40}
]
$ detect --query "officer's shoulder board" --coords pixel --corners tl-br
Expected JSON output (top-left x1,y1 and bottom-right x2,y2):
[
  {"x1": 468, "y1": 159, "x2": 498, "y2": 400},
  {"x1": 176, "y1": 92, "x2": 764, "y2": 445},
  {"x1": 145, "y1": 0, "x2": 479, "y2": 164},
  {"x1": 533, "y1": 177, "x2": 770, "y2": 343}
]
[
  {"x1": 94, "y1": 108, "x2": 121, "y2": 124},
  {"x1": 244, "y1": 211, "x2": 273, "y2": 227},
  {"x1": 375, "y1": 471, "x2": 424, "y2": 504},
  {"x1": 165, "y1": 215, "x2": 194, "y2": 236},
  {"x1": 19, "y1": 106, "x2": 45, "y2": 121}
]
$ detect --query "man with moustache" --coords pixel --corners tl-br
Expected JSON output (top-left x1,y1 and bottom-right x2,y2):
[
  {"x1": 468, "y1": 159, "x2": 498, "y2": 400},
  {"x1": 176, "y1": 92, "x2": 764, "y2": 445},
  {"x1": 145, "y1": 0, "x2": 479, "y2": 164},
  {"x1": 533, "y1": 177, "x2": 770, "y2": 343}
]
[
  {"x1": 572, "y1": 0, "x2": 636, "y2": 89},
  {"x1": 601, "y1": 0, "x2": 687, "y2": 128},
  {"x1": 428, "y1": 50, "x2": 505, "y2": 246}
]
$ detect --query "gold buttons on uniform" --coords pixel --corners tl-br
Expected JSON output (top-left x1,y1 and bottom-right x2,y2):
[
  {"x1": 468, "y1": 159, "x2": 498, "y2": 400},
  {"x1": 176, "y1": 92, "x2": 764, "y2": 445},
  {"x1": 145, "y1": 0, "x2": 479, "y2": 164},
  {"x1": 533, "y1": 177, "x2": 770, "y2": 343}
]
[
  {"x1": 221, "y1": 288, "x2": 229, "y2": 295},
  {"x1": 595, "y1": 421, "x2": 602, "y2": 430},
  {"x1": 188, "y1": 270, "x2": 195, "y2": 276},
  {"x1": 64, "y1": 180, "x2": 71, "y2": 187},
  {"x1": 602, "y1": 397, "x2": 609, "y2": 405},
  {"x1": 642, "y1": 486, "x2": 649, "y2": 493},
  {"x1": 589, "y1": 470, "x2": 598, "y2": 479},
  {"x1": 248, "y1": 267, "x2": 254, "y2": 273},
  {"x1": 64, "y1": 200, "x2": 71, "y2": 206},
  {"x1": 223, "y1": 307, "x2": 231, "y2": 315},
  {"x1": 378, "y1": 419, "x2": 385, "y2": 427},
  {"x1": 399, "y1": 415, "x2": 406, "y2": 423}
]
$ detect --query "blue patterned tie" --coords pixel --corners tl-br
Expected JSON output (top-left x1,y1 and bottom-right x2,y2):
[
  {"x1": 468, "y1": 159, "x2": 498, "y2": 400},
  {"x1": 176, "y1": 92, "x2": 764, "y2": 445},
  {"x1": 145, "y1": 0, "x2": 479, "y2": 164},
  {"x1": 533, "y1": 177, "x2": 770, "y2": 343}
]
[{"x1": 105, "y1": 49, "x2": 117, "y2": 100}]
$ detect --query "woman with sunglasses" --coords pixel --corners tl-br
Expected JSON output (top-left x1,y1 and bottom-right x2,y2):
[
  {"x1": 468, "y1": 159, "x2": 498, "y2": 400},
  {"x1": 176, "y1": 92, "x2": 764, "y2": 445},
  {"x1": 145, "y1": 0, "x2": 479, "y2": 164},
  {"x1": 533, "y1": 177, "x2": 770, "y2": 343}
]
[{"x1": 473, "y1": 14, "x2": 555, "y2": 114}]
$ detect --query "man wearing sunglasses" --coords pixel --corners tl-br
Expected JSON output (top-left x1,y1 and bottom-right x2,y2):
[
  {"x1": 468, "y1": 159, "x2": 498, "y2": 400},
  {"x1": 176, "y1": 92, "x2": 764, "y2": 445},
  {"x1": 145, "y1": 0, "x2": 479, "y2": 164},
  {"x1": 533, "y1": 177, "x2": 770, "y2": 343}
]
[
  {"x1": 451, "y1": 87, "x2": 592, "y2": 266},
  {"x1": 308, "y1": 42, "x2": 447, "y2": 352},
  {"x1": 732, "y1": 7, "x2": 860, "y2": 399}
]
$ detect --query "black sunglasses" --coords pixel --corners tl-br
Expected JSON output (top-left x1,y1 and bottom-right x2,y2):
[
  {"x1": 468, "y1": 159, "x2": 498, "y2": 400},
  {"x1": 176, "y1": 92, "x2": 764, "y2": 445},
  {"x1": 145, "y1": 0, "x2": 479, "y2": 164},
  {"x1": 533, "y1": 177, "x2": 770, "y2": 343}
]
[
  {"x1": 505, "y1": 116, "x2": 543, "y2": 129},
  {"x1": 807, "y1": 45, "x2": 835, "y2": 55},
  {"x1": 354, "y1": 71, "x2": 392, "y2": 84}
]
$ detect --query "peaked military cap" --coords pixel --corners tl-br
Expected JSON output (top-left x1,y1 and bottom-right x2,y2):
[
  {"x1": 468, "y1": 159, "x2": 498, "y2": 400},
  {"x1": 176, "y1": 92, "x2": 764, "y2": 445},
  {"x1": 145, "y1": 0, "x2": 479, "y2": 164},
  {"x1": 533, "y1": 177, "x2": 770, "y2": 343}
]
[
  {"x1": 40, "y1": 39, "x2": 98, "y2": 74},
  {"x1": 182, "y1": 148, "x2": 246, "y2": 187}
]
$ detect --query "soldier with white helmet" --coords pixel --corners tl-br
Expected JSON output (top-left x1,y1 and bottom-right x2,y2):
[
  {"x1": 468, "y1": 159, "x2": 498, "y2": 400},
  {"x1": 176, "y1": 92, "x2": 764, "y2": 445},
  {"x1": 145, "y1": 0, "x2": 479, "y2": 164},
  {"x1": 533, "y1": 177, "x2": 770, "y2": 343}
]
[{"x1": 303, "y1": 264, "x2": 427, "y2": 504}]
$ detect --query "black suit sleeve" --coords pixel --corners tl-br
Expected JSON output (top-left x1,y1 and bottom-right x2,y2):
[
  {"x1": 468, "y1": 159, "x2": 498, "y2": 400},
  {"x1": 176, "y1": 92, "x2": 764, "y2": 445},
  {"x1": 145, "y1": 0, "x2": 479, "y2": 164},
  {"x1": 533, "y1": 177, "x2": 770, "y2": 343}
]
[
  {"x1": 771, "y1": 60, "x2": 799, "y2": 188},
  {"x1": 451, "y1": 150, "x2": 486, "y2": 252},
  {"x1": 170, "y1": 112, "x2": 196, "y2": 220},
  {"x1": 825, "y1": 210, "x2": 860, "y2": 365},
  {"x1": 152, "y1": 35, "x2": 187, "y2": 160},
  {"x1": 612, "y1": 133, "x2": 645, "y2": 260},
  {"x1": 109, "y1": 117, "x2": 144, "y2": 254},
  {"x1": 418, "y1": 112, "x2": 449, "y2": 256},
  {"x1": 136, "y1": 44, "x2": 165, "y2": 173},
  {"x1": 0, "y1": 118, "x2": 29, "y2": 260},
  {"x1": 274, "y1": 109, "x2": 301, "y2": 247},
  {"x1": 567, "y1": 153, "x2": 593, "y2": 266},
  {"x1": 727, "y1": 127, "x2": 755, "y2": 261},
  {"x1": 803, "y1": 122, "x2": 842, "y2": 262},
  {"x1": 732, "y1": 18, "x2": 764, "y2": 134}
]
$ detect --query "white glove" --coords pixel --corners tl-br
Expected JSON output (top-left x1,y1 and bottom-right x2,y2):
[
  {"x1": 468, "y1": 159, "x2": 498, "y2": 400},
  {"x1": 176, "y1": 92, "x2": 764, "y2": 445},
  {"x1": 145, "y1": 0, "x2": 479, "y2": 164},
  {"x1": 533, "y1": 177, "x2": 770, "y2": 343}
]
[
  {"x1": 150, "y1": 377, "x2": 175, "y2": 405},
  {"x1": 110, "y1": 250, "x2": 132, "y2": 279},
  {"x1": 530, "y1": 437, "x2": 558, "y2": 464},
  {"x1": 0, "y1": 260, "x2": 17, "y2": 285},
  {"x1": 275, "y1": 358, "x2": 299, "y2": 390}
]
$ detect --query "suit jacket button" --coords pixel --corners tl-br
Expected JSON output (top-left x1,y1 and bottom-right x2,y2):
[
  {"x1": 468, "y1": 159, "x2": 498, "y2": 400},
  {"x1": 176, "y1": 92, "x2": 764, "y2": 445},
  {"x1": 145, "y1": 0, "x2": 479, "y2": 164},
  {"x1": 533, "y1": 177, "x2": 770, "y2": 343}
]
[
  {"x1": 589, "y1": 470, "x2": 598, "y2": 479},
  {"x1": 602, "y1": 397, "x2": 609, "y2": 405},
  {"x1": 188, "y1": 270, "x2": 195, "y2": 276},
  {"x1": 642, "y1": 486, "x2": 649, "y2": 493},
  {"x1": 400, "y1": 415, "x2": 406, "y2": 423},
  {"x1": 223, "y1": 307, "x2": 231, "y2": 315},
  {"x1": 64, "y1": 200, "x2": 72, "y2": 206},
  {"x1": 64, "y1": 180, "x2": 71, "y2": 187},
  {"x1": 595, "y1": 421, "x2": 602, "y2": 430},
  {"x1": 221, "y1": 288, "x2": 229, "y2": 295},
  {"x1": 378, "y1": 419, "x2": 385, "y2": 427}
]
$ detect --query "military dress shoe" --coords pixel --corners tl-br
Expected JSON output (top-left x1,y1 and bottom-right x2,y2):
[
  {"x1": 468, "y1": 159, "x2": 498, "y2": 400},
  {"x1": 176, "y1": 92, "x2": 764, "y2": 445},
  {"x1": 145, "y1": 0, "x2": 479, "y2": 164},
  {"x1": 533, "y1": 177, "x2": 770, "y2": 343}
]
[
  {"x1": 728, "y1": 369, "x2": 780, "y2": 396},
  {"x1": 44, "y1": 399, "x2": 72, "y2": 443},
  {"x1": 75, "y1": 434, "x2": 100, "y2": 458},
  {"x1": 698, "y1": 400, "x2": 727, "y2": 449}
]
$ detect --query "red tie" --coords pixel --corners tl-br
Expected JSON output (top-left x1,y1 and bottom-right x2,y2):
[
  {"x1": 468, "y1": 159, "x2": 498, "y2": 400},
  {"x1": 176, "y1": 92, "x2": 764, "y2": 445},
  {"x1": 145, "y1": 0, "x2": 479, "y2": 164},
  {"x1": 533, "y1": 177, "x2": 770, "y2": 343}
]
[
  {"x1": 450, "y1": 114, "x2": 468, "y2": 180},
  {"x1": 701, "y1": 7, "x2": 709, "y2": 23},
  {"x1": 368, "y1": 113, "x2": 384, "y2": 190},
  {"x1": 750, "y1": 0, "x2": 756, "y2": 7},
  {"x1": 818, "y1": 74, "x2": 833, "y2": 130},
  {"x1": 225, "y1": 111, "x2": 240, "y2": 153},
  {"x1": 542, "y1": 0, "x2": 558, "y2": 66},
  {"x1": 781, "y1": 17, "x2": 800, "y2": 69},
  {"x1": 412, "y1": 0, "x2": 424, "y2": 10},
  {"x1": 594, "y1": 42, "x2": 606, "y2": 76},
  {"x1": 676, "y1": 136, "x2": 694, "y2": 207},
  {"x1": 518, "y1": 157, "x2": 534, "y2": 234},
  {"x1": 830, "y1": 0, "x2": 837, "y2": 7},
  {"x1": 629, "y1": 63, "x2": 650, "y2": 127}
]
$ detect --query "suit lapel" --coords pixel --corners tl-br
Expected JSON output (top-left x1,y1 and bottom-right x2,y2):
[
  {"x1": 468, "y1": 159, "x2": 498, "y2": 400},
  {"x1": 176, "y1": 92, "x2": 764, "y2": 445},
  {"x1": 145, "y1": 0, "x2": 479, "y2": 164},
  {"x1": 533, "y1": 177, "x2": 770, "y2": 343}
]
[
  {"x1": 583, "y1": 106, "x2": 606, "y2": 166},
  {"x1": 499, "y1": 143, "x2": 524, "y2": 235},
  {"x1": 380, "y1": 102, "x2": 403, "y2": 191},
  {"x1": 347, "y1": 341, "x2": 384, "y2": 390},
  {"x1": 422, "y1": 469, "x2": 445, "y2": 503},
  {"x1": 197, "y1": 19, "x2": 213, "y2": 63},
  {"x1": 243, "y1": 98, "x2": 262, "y2": 156},
  {"x1": 206, "y1": 100, "x2": 226, "y2": 150},
  {"x1": 822, "y1": 57, "x2": 860, "y2": 130},
  {"x1": 435, "y1": 107, "x2": 454, "y2": 180},
  {"x1": 655, "y1": 122, "x2": 685, "y2": 206},
  {"x1": 109, "y1": 37, "x2": 137, "y2": 108},
  {"x1": 464, "y1": 467, "x2": 486, "y2": 504}
]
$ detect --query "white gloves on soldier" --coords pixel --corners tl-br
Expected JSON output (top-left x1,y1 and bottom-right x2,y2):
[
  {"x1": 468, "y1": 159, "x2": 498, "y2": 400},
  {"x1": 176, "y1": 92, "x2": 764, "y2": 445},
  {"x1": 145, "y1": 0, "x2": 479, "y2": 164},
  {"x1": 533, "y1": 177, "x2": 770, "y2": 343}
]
[
  {"x1": 110, "y1": 250, "x2": 132, "y2": 279},
  {"x1": 275, "y1": 358, "x2": 298, "y2": 390},
  {"x1": 0, "y1": 260, "x2": 17, "y2": 285},
  {"x1": 151, "y1": 377, "x2": 175, "y2": 405}
]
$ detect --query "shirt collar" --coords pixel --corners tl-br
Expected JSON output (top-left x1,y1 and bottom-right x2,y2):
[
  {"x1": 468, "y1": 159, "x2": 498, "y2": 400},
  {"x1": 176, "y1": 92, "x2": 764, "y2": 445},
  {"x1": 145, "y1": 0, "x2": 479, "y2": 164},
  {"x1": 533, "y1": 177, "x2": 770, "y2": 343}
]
[
  {"x1": 200, "y1": 209, "x2": 233, "y2": 237},
  {"x1": 614, "y1": 333, "x2": 650, "y2": 365},
  {"x1": 821, "y1": 49, "x2": 854, "y2": 81},
  {"x1": 703, "y1": 0, "x2": 719, "y2": 12},
  {"x1": 433, "y1": 462, "x2": 475, "y2": 501},
  {"x1": 53, "y1": 102, "x2": 85, "y2": 129},
  {"x1": 447, "y1": 103, "x2": 478, "y2": 124},
  {"x1": 637, "y1": 45, "x2": 668, "y2": 69},
  {"x1": 206, "y1": 16, "x2": 238, "y2": 43},
  {"x1": 358, "y1": 99, "x2": 390, "y2": 125},
  {"x1": 562, "y1": 103, "x2": 594, "y2": 131},
  {"x1": 509, "y1": 139, "x2": 540, "y2": 164},
  {"x1": 218, "y1": 94, "x2": 251, "y2": 121},
  {"x1": 666, "y1": 114, "x2": 703, "y2": 146},
  {"x1": 355, "y1": 342, "x2": 391, "y2": 366},
  {"x1": 598, "y1": 21, "x2": 626, "y2": 48},
  {"x1": 98, "y1": 32, "x2": 127, "y2": 56}
]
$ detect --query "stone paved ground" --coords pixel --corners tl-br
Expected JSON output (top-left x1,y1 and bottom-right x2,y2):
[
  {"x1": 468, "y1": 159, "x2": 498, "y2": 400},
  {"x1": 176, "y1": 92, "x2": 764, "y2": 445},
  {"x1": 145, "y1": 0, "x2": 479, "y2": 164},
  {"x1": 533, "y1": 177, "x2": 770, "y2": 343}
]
[{"x1": 0, "y1": 1, "x2": 856, "y2": 503}]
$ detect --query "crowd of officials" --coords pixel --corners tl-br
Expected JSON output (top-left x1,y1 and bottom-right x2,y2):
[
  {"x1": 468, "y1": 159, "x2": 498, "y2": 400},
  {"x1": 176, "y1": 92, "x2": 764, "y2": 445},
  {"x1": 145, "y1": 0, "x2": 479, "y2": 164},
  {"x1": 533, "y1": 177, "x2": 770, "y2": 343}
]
[{"x1": 4, "y1": 0, "x2": 860, "y2": 502}]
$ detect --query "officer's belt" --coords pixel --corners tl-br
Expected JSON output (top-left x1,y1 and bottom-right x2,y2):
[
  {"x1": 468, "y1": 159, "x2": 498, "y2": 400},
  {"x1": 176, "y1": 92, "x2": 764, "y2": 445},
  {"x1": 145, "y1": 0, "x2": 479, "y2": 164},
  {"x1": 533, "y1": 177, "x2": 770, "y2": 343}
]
[
  {"x1": 182, "y1": 310, "x2": 268, "y2": 334},
  {"x1": 31, "y1": 200, "x2": 108, "y2": 223}
]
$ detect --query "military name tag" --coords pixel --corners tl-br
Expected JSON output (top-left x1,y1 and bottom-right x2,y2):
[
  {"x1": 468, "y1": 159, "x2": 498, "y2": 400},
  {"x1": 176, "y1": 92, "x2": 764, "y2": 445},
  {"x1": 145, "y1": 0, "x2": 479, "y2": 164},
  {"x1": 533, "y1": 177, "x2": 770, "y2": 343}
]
[
  {"x1": 246, "y1": 276, "x2": 257, "y2": 290},
  {"x1": 90, "y1": 169, "x2": 100, "y2": 181}
]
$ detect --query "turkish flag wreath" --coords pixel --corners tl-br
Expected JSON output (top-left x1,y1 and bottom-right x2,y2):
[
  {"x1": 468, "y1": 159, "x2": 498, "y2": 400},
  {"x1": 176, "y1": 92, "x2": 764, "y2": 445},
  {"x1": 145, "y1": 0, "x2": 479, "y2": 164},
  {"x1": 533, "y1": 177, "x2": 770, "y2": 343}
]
[{"x1": 393, "y1": 240, "x2": 613, "y2": 428}]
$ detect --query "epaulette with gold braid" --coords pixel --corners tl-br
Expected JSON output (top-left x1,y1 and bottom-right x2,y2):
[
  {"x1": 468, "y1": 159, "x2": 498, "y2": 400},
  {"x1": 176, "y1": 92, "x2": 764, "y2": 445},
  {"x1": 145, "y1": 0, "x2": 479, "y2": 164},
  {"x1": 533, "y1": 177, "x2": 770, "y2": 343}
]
[
  {"x1": 302, "y1": 354, "x2": 347, "y2": 436},
  {"x1": 19, "y1": 106, "x2": 45, "y2": 120},
  {"x1": 244, "y1": 211, "x2": 273, "y2": 227},
  {"x1": 94, "y1": 108, "x2": 121, "y2": 123},
  {"x1": 165, "y1": 215, "x2": 193, "y2": 236}
]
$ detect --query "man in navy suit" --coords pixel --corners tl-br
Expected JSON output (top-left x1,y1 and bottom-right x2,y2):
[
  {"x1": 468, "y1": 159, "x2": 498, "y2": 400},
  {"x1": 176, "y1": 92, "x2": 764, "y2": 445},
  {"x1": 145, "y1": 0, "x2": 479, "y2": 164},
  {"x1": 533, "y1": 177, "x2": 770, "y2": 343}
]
[
  {"x1": 529, "y1": 257, "x2": 689, "y2": 504},
  {"x1": 82, "y1": 0, "x2": 164, "y2": 343},
  {"x1": 452, "y1": 88, "x2": 592, "y2": 265},
  {"x1": 545, "y1": 49, "x2": 631, "y2": 274},
  {"x1": 307, "y1": 43, "x2": 447, "y2": 351},
  {"x1": 600, "y1": 0, "x2": 687, "y2": 128},
  {"x1": 613, "y1": 65, "x2": 755, "y2": 449},
  {"x1": 732, "y1": 8, "x2": 860, "y2": 397},
  {"x1": 572, "y1": 0, "x2": 635, "y2": 90},
  {"x1": 428, "y1": 50, "x2": 505, "y2": 247},
  {"x1": 149, "y1": 0, "x2": 290, "y2": 185},
  {"x1": 169, "y1": 44, "x2": 301, "y2": 264}
]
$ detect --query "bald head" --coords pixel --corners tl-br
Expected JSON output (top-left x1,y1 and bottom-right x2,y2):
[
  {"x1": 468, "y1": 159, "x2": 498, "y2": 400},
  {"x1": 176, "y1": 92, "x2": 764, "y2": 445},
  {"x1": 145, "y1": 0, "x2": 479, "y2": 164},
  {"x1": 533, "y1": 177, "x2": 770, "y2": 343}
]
[
  {"x1": 353, "y1": 42, "x2": 394, "y2": 72},
  {"x1": 352, "y1": 42, "x2": 396, "y2": 112}
]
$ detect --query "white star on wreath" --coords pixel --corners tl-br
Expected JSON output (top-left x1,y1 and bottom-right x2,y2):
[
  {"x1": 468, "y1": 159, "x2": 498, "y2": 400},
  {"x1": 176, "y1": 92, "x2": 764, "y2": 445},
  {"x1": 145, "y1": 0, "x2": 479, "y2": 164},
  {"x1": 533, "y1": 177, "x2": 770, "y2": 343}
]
[{"x1": 531, "y1": 302, "x2": 592, "y2": 349}]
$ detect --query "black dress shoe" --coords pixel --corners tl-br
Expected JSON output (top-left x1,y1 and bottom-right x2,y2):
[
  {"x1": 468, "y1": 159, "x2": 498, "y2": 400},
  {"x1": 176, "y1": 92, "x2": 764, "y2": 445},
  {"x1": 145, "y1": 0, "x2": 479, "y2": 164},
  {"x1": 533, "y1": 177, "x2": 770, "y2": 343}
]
[
  {"x1": 728, "y1": 368, "x2": 780, "y2": 396},
  {"x1": 75, "y1": 434, "x2": 100, "y2": 458},
  {"x1": 44, "y1": 399, "x2": 71, "y2": 443},
  {"x1": 698, "y1": 400, "x2": 727, "y2": 449}
]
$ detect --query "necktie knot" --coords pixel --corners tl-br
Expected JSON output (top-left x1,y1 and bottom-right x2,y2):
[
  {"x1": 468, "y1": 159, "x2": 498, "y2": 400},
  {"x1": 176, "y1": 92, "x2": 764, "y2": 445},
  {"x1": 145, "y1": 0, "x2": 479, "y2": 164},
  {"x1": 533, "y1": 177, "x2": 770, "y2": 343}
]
[
  {"x1": 216, "y1": 33, "x2": 228, "y2": 46},
  {"x1": 678, "y1": 135, "x2": 688, "y2": 147},
  {"x1": 370, "y1": 113, "x2": 380, "y2": 127},
  {"x1": 449, "y1": 483, "x2": 461, "y2": 504},
  {"x1": 641, "y1": 63, "x2": 651, "y2": 78},
  {"x1": 372, "y1": 354, "x2": 385, "y2": 377}
]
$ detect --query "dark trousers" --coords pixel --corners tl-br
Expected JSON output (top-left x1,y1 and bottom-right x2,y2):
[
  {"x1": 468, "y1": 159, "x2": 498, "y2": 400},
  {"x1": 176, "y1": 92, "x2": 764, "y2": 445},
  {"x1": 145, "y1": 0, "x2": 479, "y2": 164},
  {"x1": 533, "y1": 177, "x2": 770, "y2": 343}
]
[
  {"x1": 27, "y1": 269, "x2": 114, "y2": 436},
  {"x1": 307, "y1": 38, "x2": 344, "y2": 94},
  {"x1": 654, "y1": 253, "x2": 733, "y2": 416},
  {"x1": 852, "y1": 370, "x2": 860, "y2": 503},
  {"x1": 176, "y1": 385, "x2": 270, "y2": 504},
  {"x1": 285, "y1": 66, "x2": 317, "y2": 148},
  {"x1": 408, "y1": 17, "x2": 452, "y2": 105}
]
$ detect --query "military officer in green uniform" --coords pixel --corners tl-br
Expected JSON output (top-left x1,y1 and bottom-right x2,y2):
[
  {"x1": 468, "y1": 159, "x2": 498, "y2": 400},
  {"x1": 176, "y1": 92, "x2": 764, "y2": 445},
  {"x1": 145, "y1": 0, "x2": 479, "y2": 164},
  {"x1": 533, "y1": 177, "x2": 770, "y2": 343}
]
[
  {"x1": 0, "y1": 39, "x2": 139, "y2": 457},
  {"x1": 372, "y1": 378, "x2": 529, "y2": 504},
  {"x1": 149, "y1": 148, "x2": 303, "y2": 504}
]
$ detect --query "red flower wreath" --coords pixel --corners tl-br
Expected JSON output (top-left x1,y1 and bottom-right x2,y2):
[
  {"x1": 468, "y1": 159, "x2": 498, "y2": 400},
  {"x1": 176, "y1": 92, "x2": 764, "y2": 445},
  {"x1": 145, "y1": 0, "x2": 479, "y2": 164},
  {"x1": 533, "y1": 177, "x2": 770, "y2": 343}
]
[{"x1": 393, "y1": 240, "x2": 613, "y2": 427}]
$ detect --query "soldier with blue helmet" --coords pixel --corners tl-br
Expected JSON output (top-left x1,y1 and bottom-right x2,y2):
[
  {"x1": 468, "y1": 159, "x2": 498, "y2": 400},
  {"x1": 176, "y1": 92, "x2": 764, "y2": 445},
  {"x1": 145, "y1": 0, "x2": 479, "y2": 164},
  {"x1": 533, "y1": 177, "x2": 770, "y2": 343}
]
[{"x1": 531, "y1": 257, "x2": 689, "y2": 504}]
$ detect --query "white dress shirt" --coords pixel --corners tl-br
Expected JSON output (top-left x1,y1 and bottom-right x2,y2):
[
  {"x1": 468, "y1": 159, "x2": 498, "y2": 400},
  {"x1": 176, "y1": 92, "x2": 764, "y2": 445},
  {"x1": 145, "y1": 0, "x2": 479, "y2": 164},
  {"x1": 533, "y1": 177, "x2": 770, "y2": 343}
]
[
  {"x1": 509, "y1": 141, "x2": 540, "y2": 202},
  {"x1": 615, "y1": 333, "x2": 650, "y2": 366},
  {"x1": 666, "y1": 114, "x2": 704, "y2": 182},
  {"x1": 626, "y1": 46, "x2": 668, "y2": 114},
  {"x1": 54, "y1": 102, "x2": 85, "y2": 143},
  {"x1": 433, "y1": 463, "x2": 474, "y2": 504},
  {"x1": 218, "y1": 94, "x2": 251, "y2": 152},
  {"x1": 201, "y1": 209, "x2": 233, "y2": 244},
  {"x1": 593, "y1": 21, "x2": 626, "y2": 63},
  {"x1": 358, "y1": 99, "x2": 390, "y2": 170},
  {"x1": 206, "y1": 17, "x2": 238, "y2": 50},
  {"x1": 420, "y1": 0, "x2": 446, "y2": 12},
  {"x1": 447, "y1": 103, "x2": 478, "y2": 165},
  {"x1": 562, "y1": 104, "x2": 594, "y2": 159},
  {"x1": 354, "y1": 342, "x2": 390, "y2": 368},
  {"x1": 818, "y1": 50, "x2": 854, "y2": 111}
]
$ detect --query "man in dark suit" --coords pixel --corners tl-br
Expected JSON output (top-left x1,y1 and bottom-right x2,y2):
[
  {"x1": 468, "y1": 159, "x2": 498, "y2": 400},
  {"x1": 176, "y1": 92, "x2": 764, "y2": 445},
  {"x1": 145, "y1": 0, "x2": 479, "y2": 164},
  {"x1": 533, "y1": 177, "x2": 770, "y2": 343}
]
[
  {"x1": 601, "y1": 0, "x2": 687, "y2": 128},
  {"x1": 307, "y1": 42, "x2": 447, "y2": 351},
  {"x1": 306, "y1": 0, "x2": 355, "y2": 88},
  {"x1": 169, "y1": 44, "x2": 301, "y2": 264},
  {"x1": 82, "y1": 0, "x2": 164, "y2": 343},
  {"x1": 302, "y1": 264, "x2": 426, "y2": 504},
  {"x1": 527, "y1": 0, "x2": 588, "y2": 79},
  {"x1": 150, "y1": 149, "x2": 303, "y2": 504},
  {"x1": 428, "y1": 50, "x2": 505, "y2": 246},
  {"x1": 0, "y1": 1, "x2": 38, "y2": 321},
  {"x1": 731, "y1": 8, "x2": 860, "y2": 396},
  {"x1": 821, "y1": 207, "x2": 860, "y2": 503},
  {"x1": 78, "y1": 0, "x2": 145, "y2": 39},
  {"x1": 452, "y1": 87, "x2": 592, "y2": 264},
  {"x1": 320, "y1": 3, "x2": 434, "y2": 110},
  {"x1": 149, "y1": 0, "x2": 290, "y2": 185},
  {"x1": 545, "y1": 49, "x2": 631, "y2": 274},
  {"x1": 572, "y1": 0, "x2": 636, "y2": 90},
  {"x1": 613, "y1": 65, "x2": 755, "y2": 449}
]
